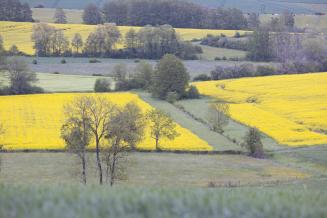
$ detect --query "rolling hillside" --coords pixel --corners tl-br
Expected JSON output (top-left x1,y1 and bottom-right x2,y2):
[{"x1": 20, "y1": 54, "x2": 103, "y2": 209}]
[{"x1": 21, "y1": 0, "x2": 327, "y2": 13}]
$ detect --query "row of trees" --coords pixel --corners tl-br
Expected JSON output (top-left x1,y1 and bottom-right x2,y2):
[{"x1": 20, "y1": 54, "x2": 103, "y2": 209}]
[
  {"x1": 61, "y1": 96, "x2": 178, "y2": 185},
  {"x1": 83, "y1": 0, "x2": 248, "y2": 30},
  {"x1": 0, "y1": 0, "x2": 33, "y2": 22},
  {"x1": 31, "y1": 23, "x2": 201, "y2": 59}
]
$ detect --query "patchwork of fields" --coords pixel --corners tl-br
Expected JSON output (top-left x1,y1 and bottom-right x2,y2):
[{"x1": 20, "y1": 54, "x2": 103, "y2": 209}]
[
  {"x1": 0, "y1": 21, "x2": 247, "y2": 55},
  {"x1": 194, "y1": 73, "x2": 327, "y2": 146},
  {"x1": 0, "y1": 93, "x2": 211, "y2": 151}
]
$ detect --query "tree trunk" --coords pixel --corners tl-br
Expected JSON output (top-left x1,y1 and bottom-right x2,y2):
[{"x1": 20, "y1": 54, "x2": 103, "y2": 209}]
[
  {"x1": 110, "y1": 155, "x2": 116, "y2": 186},
  {"x1": 95, "y1": 136, "x2": 103, "y2": 185},
  {"x1": 82, "y1": 152, "x2": 87, "y2": 184},
  {"x1": 155, "y1": 137, "x2": 159, "y2": 151}
]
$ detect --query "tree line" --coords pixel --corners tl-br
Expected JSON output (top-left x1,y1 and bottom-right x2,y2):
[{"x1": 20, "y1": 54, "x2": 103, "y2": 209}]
[
  {"x1": 83, "y1": 0, "x2": 248, "y2": 30},
  {"x1": 31, "y1": 23, "x2": 201, "y2": 59},
  {"x1": 0, "y1": 0, "x2": 33, "y2": 22}
]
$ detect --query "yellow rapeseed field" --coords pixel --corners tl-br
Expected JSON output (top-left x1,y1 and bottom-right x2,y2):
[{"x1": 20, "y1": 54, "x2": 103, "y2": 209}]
[
  {"x1": 0, "y1": 21, "x2": 248, "y2": 55},
  {"x1": 194, "y1": 73, "x2": 327, "y2": 146},
  {"x1": 0, "y1": 93, "x2": 212, "y2": 151}
]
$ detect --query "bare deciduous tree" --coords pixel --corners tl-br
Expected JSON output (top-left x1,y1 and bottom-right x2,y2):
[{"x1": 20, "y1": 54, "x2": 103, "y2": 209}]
[
  {"x1": 71, "y1": 33, "x2": 83, "y2": 54},
  {"x1": 86, "y1": 96, "x2": 116, "y2": 185},
  {"x1": 54, "y1": 8, "x2": 67, "y2": 24},
  {"x1": 207, "y1": 102, "x2": 230, "y2": 134},
  {"x1": 61, "y1": 97, "x2": 92, "y2": 184},
  {"x1": 147, "y1": 109, "x2": 179, "y2": 151},
  {"x1": 103, "y1": 102, "x2": 145, "y2": 186}
]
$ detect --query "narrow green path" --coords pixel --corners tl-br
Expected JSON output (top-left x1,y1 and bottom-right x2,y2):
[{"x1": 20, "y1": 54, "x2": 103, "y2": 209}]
[
  {"x1": 136, "y1": 91, "x2": 241, "y2": 152},
  {"x1": 176, "y1": 97, "x2": 283, "y2": 151}
]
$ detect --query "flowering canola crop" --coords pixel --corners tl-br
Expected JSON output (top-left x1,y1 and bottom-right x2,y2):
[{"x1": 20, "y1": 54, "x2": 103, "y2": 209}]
[
  {"x1": 194, "y1": 73, "x2": 327, "y2": 146},
  {"x1": 0, "y1": 21, "x2": 248, "y2": 55},
  {"x1": 0, "y1": 93, "x2": 212, "y2": 151}
]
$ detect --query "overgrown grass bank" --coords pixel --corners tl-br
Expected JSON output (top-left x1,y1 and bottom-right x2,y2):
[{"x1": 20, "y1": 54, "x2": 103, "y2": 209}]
[{"x1": 0, "y1": 184, "x2": 326, "y2": 218}]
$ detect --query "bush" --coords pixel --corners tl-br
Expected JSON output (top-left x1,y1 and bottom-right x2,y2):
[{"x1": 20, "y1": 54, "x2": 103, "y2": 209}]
[
  {"x1": 32, "y1": 59, "x2": 37, "y2": 65},
  {"x1": 222, "y1": 56, "x2": 227, "y2": 61},
  {"x1": 193, "y1": 74, "x2": 211, "y2": 81},
  {"x1": 115, "y1": 80, "x2": 131, "y2": 91},
  {"x1": 186, "y1": 85, "x2": 200, "y2": 99},
  {"x1": 214, "y1": 57, "x2": 221, "y2": 61},
  {"x1": 234, "y1": 32, "x2": 241, "y2": 38},
  {"x1": 94, "y1": 78, "x2": 111, "y2": 92},
  {"x1": 53, "y1": 72, "x2": 60, "y2": 74},
  {"x1": 256, "y1": 66, "x2": 276, "y2": 76},
  {"x1": 166, "y1": 92, "x2": 179, "y2": 103},
  {"x1": 92, "y1": 73, "x2": 104, "y2": 76},
  {"x1": 89, "y1": 59, "x2": 101, "y2": 63},
  {"x1": 242, "y1": 127, "x2": 264, "y2": 158},
  {"x1": 61, "y1": 59, "x2": 66, "y2": 64}
]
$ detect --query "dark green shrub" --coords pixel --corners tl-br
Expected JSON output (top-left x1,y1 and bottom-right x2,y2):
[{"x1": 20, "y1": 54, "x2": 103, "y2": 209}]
[
  {"x1": 242, "y1": 127, "x2": 264, "y2": 158},
  {"x1": 166, "y1": 92, "x2": 179, "y2": 103},
  {"x1": 94, "y1": 78, "x2": 111, "y2": 92},
  {"x1": 61, "y1": 59, "x2": 66, "y2": 64},
  {"x1": 89, "y1": 59, "x2": 101, "y2": 63},
  {"x1": 193, "y1": 74, "x2": 211, "y2": 81},
  {"x1": 256, "y1": 66, "x2": 276, "y2": 76},
  {"x1": 187, "y1": 85, "x2": 200, "y2": 99}
]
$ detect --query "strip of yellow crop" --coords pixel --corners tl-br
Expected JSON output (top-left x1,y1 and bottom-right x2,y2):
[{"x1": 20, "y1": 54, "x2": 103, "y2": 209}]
[
  {"x1": 0, "y1": 21, "x2": 248, "y2": 55},
  {"x1": 194, "y1": 73, "x2": 327, "y2": 146},
  {"x1": 0, "y1": 93, "x2": 212, "y2": 151}
]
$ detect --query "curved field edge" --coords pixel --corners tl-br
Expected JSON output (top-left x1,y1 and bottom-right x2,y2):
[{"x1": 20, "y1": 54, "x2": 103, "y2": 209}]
[
  {"x1": 0, "y1": 21, "x2": 249, "y2": 55},
  {"x1": 0, "y1": 92, "x2": 212, "y2": 151},
  {"x1": 193, "y1": 72, "x2": 327, "y2": 147}
]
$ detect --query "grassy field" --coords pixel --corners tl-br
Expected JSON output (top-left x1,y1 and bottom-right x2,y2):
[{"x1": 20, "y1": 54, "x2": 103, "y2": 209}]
[
  {"x1": 16, "y1": 57, "x2": 276, "y2": 79},
  {"x1": 194, "y1": 72, "x2": 327, "y2": 147},
  {"x1": 0, "y1": 152, "x2": 311, "y2": 186},
  {"x1": 0, "y1": 147, "x2": 326, "y2": 217},
  {"x1": 0, "y1": 181, "x2": 326, "y2": 218},
  {"x1": 198, "y1": 44, "x2": 247, "y2": 61},
  {"x1": 175, "y1": 97, "x2": 281, "y2": 151},
  {"x1": 0, "y1": 71, "x2": 103, "y2": 92},
  {"x1": 0, "y1": 21, "x2": 248, "y2": 55},
  {"x1": 32, "y1": 8, "x2": 83, "y2": 23},
  {"x1": 0, "y1": 93, "x2": 211, "y2": 151},
  {"x1": 137, "y1": 92, "x2": 241, "y2": 152}
]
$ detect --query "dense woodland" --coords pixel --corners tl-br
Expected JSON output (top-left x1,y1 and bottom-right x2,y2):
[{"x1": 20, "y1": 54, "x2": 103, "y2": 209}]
[
  {"x1": 0, "y1": 0, "x2": 33, "y2": 22},
  {"x1": 83, "y1": 0, "x2": 248, "y2": 30}
]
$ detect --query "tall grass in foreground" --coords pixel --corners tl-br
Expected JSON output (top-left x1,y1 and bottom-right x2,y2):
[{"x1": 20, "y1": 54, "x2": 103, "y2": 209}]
[{"x1": 0, "y1": 184, "x2": 326, "y2": 218}]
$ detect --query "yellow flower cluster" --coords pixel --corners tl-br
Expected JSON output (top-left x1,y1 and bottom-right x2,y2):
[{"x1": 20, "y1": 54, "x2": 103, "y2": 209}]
[
  {"x1": 194, "y1": 73, "x2": 327, "y2": 146},
  {"x1": 0, "y1": 21, "x2": 248, "y2": 55},
  {"x1": 0, "y1": 93, "x2": 212, "y2": 151}
]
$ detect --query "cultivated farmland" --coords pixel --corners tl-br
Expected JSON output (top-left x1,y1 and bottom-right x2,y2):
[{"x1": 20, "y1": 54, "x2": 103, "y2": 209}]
[
  {"x1": 194, "y1": 72, "x2": 327, "y2": 146},
  {"x1": 0, "y1": 93, "x2": 211, "y2": 151},
  {"x1": 0, "y1": 21, "x2": 248, "y2": 55}
]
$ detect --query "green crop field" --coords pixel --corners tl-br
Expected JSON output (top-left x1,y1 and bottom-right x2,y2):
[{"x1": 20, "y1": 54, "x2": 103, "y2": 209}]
[
  {"x1": 0, "y1": 182, "x2": 326, "y2": 218},
  {"x1": 0, "y1": 71, "x2": 104, "y2": 92}
]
